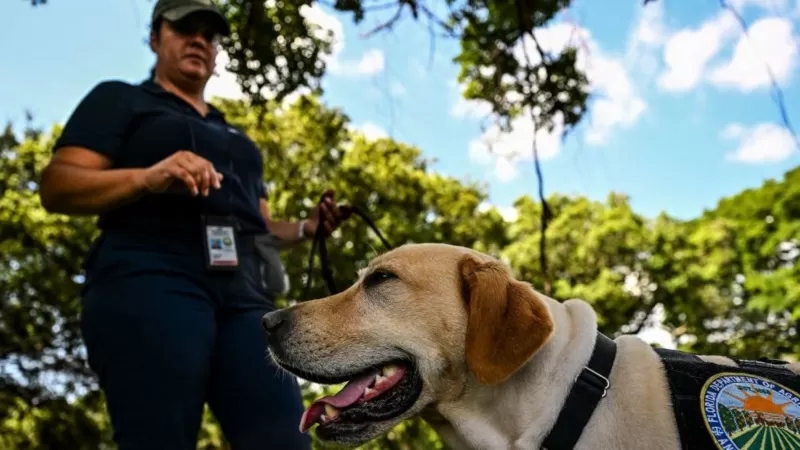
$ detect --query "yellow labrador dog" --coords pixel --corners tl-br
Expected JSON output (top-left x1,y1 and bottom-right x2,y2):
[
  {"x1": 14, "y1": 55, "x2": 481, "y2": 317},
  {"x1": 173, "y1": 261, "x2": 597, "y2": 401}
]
[{"x1": 262, "y1": 243, "x2": 800, "y2": 450}]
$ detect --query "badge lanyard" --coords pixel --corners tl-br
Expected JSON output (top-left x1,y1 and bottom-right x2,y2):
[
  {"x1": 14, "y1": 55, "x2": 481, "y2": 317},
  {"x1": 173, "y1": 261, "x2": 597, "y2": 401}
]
[{"x1": 185, "y1": 115, "x2": 241, "y2": 271}]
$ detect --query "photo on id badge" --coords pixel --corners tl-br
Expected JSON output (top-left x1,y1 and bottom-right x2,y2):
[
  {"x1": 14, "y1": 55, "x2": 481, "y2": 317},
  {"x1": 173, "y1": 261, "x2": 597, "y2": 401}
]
[{"x1": 203, "y1": 217, "x2": 239, "y2": 270}]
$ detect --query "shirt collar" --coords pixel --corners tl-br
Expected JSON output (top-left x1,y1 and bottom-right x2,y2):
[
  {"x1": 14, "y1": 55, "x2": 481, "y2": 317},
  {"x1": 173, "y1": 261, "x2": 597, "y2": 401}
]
[{"x1": 140, "y1": 78, "x2": 226, "y2": 120}]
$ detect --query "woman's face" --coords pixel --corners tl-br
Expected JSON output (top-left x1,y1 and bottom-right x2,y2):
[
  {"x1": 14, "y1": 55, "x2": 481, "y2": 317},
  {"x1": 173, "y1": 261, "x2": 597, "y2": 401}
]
[{"x1": 150, "y1": 13, "x2": 222, "y2": 85}]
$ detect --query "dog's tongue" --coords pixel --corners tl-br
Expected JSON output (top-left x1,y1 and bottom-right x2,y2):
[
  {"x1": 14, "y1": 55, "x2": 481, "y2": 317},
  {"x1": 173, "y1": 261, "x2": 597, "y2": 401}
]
[{"x1": 299, "y1": 370, "x2": 379, "y2": 433}]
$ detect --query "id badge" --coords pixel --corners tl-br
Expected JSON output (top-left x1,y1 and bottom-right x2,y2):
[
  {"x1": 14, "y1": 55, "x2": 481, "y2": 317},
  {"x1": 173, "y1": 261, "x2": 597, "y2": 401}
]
[{"x1": 202, "y1": 216, "x2": 240, "y2": 271}]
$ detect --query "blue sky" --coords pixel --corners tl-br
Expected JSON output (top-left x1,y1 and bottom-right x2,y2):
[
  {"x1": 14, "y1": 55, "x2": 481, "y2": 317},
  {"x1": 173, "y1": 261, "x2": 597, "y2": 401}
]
[{"x1": 2, "y1": 0, "x2": 799, "y2": 221}]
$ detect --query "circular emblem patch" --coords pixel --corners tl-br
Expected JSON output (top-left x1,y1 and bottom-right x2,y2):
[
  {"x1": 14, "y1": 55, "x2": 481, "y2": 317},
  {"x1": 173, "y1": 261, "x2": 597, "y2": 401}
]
[{"x1": 701, "y1": 372, "x2": 800, "y2": 449}]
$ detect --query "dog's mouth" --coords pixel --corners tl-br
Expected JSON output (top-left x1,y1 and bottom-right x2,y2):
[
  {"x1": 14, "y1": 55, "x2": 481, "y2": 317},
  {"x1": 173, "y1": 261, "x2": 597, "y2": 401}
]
[{"x1": 283, "y1": 359, "x2": 423, "y2": 438}]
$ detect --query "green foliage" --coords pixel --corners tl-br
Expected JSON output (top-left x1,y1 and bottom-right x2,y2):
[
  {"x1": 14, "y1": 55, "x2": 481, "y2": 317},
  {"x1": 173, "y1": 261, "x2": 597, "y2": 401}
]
[
  {"x1": 34, "y1": 0, "x2": 594, "y2": 134},
  {"x1": 12, "y1": 1, "x2": 798, "y2": 448},
  {"x1": 503, "y1": 192, "x2": 653, "y2": 335},
  {"x1": 215, "y1": 0, "x2": 333, "y2": 106},
  {"x1": 209, "y1": 0, "x2": 591, "y2": 135},
  {"x1": 453, "y1": 0, "x2": 588, "y2": 134},
  {"x1": 1, "y1": 96, "x2": 798, "y2": 448},
  {"x1": 0, "y1": 119, "x2": 108, "y2": 449}
]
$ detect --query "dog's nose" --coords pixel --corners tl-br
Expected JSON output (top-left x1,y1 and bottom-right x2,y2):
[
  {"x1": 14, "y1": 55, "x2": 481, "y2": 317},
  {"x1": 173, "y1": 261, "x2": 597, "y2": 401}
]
[{"x1": 261, "y1": 309, "x2": 291, "y2": 336}]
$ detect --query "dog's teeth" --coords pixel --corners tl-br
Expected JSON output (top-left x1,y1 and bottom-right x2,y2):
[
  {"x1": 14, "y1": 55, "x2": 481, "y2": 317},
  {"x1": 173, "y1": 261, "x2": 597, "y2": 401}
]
[
  {"x1": 320, "y1": 414, "x2": 328, "y2": 423},
  {"x1": 382, "y1": 365, "x2": 399, "y2": 377},
  {"x1": 324, "y1": 404, "x2": 340, "y2": 420},
  {"x1": 363, "y1": 387, "x2": 377, "y2": 400},
  {"x1": 375, "y1": 374, "x2": 387, "y2": 385}
]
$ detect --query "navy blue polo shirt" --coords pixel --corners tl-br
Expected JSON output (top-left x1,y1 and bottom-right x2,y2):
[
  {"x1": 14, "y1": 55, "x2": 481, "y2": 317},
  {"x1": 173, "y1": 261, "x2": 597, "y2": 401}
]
[{"x1": 54, "y1": 79, "x2": 268, "y2": 237}]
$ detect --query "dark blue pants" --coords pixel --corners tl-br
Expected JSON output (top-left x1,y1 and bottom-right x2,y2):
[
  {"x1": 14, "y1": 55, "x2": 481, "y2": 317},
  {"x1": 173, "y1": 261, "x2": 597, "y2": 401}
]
[{"x1": 80, "y1": 231, "x2": 310, "y2": 450}]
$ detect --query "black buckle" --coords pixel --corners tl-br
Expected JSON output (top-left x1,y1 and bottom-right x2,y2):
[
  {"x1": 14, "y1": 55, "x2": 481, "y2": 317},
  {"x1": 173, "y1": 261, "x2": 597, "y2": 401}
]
[
  {"x1": 580, "y1": 366, "x2": 610, "y2": 398},
  {"x1": 541, "y1": 332, "x2": 616, "y2": 450}
]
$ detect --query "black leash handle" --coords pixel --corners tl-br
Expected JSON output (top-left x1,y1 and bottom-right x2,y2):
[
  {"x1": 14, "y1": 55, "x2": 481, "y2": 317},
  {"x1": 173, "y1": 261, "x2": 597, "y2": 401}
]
[{"x1": 302, "y1": 194, "x2": 393, "y2": 299}]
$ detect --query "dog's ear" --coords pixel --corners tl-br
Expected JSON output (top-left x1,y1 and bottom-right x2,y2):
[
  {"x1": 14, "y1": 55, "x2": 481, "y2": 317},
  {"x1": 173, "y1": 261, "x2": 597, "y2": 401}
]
[{"x1": 459, "y1": 255, "x2": 555, "y2": 385}]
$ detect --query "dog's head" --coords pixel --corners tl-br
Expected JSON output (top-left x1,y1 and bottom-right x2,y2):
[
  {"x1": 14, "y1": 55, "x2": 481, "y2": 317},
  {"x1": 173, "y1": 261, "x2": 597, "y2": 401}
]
[{"x1": 262, "y1": 243, "x2": 555, "y2": 446}]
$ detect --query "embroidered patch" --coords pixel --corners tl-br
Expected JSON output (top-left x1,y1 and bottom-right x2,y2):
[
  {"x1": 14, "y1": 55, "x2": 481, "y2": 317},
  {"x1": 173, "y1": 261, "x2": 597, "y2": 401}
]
[{"x1": 701, "y1": 372, "x2": 800, "y2": 449}]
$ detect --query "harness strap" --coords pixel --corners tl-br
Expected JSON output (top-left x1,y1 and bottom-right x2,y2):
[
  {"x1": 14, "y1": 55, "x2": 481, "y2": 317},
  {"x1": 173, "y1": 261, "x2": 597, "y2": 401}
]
[
  {"x1": 303, "y1": 195, "x2": 393, "y2": 298},
  {"x1": 542, "y1": 332, "x2": 617, "y2": 450}
]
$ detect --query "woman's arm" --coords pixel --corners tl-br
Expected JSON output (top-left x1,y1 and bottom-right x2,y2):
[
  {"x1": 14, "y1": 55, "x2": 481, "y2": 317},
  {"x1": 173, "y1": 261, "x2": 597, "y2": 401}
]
[
  {"x1": 40, "y1": 80, "x2": 143, "y2": 215},
  {"x1": 259, "y1": 198, "x2": 309, "y2": 247},
  {"x1": 259, "y1": 193, "x2": 346, "y2": 248},
  {"x1": 40, "y1": 148, "x2": 148, "y2": 215},
  {"x1": 39, "y1": 80, "x2": 221, "y2": 215},
  {"x1": 41, "y1": 147, "x2": 221, "y2": 215}
]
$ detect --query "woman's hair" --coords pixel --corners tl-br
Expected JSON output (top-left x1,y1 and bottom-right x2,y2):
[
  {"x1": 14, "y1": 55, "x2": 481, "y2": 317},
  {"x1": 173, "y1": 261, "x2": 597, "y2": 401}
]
[{"x1": 151, "y1": 17, "x2": 163, "y2": 37}]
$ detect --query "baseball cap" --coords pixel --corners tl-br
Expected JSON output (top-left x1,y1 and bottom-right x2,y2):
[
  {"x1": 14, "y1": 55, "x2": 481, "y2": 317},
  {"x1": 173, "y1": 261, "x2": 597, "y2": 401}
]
[{"x1": 151, "y1": 0, "x2": 230, "y2": 37}]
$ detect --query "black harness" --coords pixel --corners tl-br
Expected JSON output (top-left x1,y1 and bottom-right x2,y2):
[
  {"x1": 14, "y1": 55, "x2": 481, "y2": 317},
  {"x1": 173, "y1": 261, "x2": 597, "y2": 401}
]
[
  {"x1": 655, "y1": 348, "x2": 800, "y2": 450},
  {"x1": 540, "y1": 333, "x2": 800, "y2": 450},
  {"x1": 542, "y1": 332, "x2": 617, "y2": 449}
]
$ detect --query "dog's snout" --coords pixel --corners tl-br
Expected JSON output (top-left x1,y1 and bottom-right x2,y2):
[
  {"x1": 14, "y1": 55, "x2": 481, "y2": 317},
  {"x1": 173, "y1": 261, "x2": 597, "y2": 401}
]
[
  {"x1": 261, "y1": 310, "x2": 284, "y2": 333},
  {"x1": 261, "y1": 309, "x2": 293, "y2": 340}
]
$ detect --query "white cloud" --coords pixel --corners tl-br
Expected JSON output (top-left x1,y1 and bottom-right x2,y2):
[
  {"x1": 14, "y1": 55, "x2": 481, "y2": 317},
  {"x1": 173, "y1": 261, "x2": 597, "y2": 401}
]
[
  {"x1": 300, "y1": 5, "x2": 385, "y2": 77},
  {"x1": 477, "y1": 202, "x2": 519, "y2": 222},
  {"x1": 721, "y1": 122, "x2": 746, "y2": 140},
  {"x1": 708, "y1": 16, "x2": 799, "y2": 91},
  {"x1": 625, "y1": 1, "x2": 669, "y2": 78},
  {"x1": 635, "y1": 13, "x2": 664, "y2": 48},
  {"x1": 353, "y1": 122, "x2": 388, "y2": 140},
  {"x1": 390, "y1": 81, "x2": 407, "y2": 97},
  {"x1": 584, "y1": 52, "x2": 647, "y2": 145},
  {"x1": 204, "y1": 5, "x2": 384, "y2": 102},
  {"x1": 655, "y1": 0, "x2": 799, "y2": 94},
  {"x1": 329, "y1": 49, "x2": 385, "y2": 76},
  {"x1": 205, "y1": 51, "x2": 245, "y2": 100},
  {"x1": 468, "y1": 108, "x2": 565, "y2": 182},
  {"x1": 462, "y1": 23, "x2": 646, "y2": 181},
  {"x1": 450, "y1": 83, "x2": 493, "y2": 120},
  {"x1": 300, "y1": 3, "x2": 345, "y2": 56},
  {"x1": 629, "y1": 1, "x2": 668, "y2": 51},
  {"x1": 657, "y1": 12, "x2": 739, "y2": 92},
  {"x1": 722, "y1": 122, "x2": 798, "y2": 163},
  {"x1": 205, "y1": 50, "x2": 312, "y2": 106}
]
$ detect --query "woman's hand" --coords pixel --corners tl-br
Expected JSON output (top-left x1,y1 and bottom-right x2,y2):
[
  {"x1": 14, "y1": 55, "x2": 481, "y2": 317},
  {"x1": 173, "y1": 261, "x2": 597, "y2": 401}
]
[
  {"x1": 303, "y1": 190, "x2": 350, "y2": 237},
  {"x1": 140, "y1": 150, "x2": 223, "y2": 196}
]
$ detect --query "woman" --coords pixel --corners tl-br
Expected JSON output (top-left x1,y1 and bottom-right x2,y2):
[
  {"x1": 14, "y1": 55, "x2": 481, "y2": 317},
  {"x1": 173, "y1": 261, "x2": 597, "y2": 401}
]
[{"x1": 39, "y1": 1, "x2": 345, "y2": 448}]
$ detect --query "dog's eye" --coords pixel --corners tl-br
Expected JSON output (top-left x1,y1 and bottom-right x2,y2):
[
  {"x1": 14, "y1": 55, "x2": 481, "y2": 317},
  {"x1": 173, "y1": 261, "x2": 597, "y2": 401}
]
[{"x1": 363, "y1": 269, "x2": 397, "y2": 288}]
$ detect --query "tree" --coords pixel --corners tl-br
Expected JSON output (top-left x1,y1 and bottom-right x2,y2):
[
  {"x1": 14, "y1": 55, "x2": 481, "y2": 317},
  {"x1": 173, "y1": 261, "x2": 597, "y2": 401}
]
[
  {"x1": 658, "y1": 168, "x2": 800, "y2": 360},
  {"x1": 0, "y1": 118, "x2": 111, "y2": 449},
  {"x1": 502, "y1": 192, "x2": 655, "y2": 336}
]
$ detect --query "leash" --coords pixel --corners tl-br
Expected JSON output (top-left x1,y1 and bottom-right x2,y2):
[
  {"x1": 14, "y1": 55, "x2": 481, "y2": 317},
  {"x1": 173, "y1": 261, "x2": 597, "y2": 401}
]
[{"x1": 302, "y1": 194, "x2": 393, "y2": 299}]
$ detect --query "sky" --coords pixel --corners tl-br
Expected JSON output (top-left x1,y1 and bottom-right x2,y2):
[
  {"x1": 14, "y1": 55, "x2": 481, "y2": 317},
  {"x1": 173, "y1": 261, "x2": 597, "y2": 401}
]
[{"x1": 2, "y1": 0, "x2": 800, "y2": 223}]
